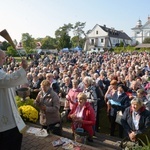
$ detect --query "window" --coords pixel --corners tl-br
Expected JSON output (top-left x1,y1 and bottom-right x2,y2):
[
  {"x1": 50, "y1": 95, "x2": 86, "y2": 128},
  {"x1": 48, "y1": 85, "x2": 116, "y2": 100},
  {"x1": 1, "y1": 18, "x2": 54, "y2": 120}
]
[
  {"x1": 101, "y1": 39, "x2": 104, "y2": 43},
  {"x1": 113, "y1": 39, "x2": 116, "y2": 43},
  {"x1": 91, "y1": 39, "x2": 94, "y2": 45},
  {"x1": 96, "y1": 31, "x2": 98, "y2": 34}
]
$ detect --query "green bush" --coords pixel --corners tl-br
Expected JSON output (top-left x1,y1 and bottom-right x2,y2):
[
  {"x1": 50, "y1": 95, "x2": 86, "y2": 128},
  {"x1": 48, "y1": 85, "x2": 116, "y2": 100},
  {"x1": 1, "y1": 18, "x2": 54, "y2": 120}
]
[
  {"x1": 15, "y1": 96, "x2": 39, "y2": 113},
  {"x1": 18, "y1": 105, "x2": 39, "y2": 123},
  {"x1": 15, "y1": 96, "x2": 39, "y2": 123},
  {"x1": 130, "y1": 136, "x2": 150, "y2": 150}
]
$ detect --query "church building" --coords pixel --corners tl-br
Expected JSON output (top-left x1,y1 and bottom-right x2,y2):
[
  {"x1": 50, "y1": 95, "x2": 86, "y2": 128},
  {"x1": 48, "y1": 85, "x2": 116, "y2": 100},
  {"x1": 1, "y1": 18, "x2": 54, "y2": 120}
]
[{"x1": 131, "y1": 16, "x2": 150, "y2": 44}]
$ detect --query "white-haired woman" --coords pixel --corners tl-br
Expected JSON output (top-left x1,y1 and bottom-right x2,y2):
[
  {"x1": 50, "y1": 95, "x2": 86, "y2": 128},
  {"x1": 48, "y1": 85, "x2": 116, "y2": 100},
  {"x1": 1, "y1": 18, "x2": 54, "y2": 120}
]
[
  {"x1": 82, "y1": 76, "x2": 98, "y2": 133},
  {"x1": 121, "y1": 97, "x2": 150, "y2": 148},
  {"x1": 82, "y1": 76, "x2": 97, "y2": 111}
]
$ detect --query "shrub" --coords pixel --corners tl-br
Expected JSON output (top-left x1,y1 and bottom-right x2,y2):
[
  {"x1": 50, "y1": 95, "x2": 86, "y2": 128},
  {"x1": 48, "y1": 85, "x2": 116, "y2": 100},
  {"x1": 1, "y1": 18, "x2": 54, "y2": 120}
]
[
  {"x1": 15, "y1": 96, "x2": 39, "y2": 111},
  {"x1": 129, "y1": 136, "x2": 150, "y2": 150},
  {"x1": 15, "y1": 96, "x2": 39, "y2": 123},
  {"x1": 18, "y1": 105, "x2": 38, "y2": 123}
]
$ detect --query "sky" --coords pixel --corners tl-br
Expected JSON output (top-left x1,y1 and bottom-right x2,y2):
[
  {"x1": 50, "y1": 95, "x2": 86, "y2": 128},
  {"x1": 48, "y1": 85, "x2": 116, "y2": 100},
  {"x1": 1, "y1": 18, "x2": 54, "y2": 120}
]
[{"x1": 0, "y1": 0, "x2": 149, "y2": 42}]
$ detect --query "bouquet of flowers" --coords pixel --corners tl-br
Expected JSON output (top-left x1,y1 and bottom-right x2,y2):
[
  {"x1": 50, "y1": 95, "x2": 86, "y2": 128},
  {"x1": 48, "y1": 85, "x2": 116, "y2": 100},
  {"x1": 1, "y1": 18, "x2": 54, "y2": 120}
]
[{"x1": 18, "y1": 105, "x2": 39, "y2": 123}]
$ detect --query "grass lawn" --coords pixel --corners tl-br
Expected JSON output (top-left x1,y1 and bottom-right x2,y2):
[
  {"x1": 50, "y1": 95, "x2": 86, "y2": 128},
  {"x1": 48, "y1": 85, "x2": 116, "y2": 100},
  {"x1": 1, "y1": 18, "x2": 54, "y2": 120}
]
[
  {"x1": 14, "y1": 56, "x2": 32, "y2": 63},
  {"x1": 14, "y1": 57, "x2": 22, "y2": 62}
]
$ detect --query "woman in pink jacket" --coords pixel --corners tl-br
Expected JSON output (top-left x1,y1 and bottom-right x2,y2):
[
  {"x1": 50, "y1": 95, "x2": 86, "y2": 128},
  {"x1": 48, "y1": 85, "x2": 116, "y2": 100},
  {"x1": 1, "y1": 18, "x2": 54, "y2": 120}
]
[
  {"x1": 68, "y1": 92, "x2": 96, "y2": 142},
  {"x1": 64, "y1": 79, "x2": 82, "y2": 111}
]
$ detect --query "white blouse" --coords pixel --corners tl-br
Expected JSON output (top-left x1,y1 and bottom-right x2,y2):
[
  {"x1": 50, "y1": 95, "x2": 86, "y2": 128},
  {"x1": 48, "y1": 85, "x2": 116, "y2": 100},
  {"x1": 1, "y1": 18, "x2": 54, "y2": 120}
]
[{"x1": 132, "y1": 111, "x2": 140, "y2": 130}]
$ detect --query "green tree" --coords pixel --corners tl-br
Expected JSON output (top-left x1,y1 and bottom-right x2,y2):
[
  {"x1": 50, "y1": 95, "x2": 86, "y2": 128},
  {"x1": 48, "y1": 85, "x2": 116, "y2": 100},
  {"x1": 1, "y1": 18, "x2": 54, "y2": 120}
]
[
  {"x1": 21, "y1": 33, "x2": 36, "y2": 54},
  {"x1": 119, "y1": 41, "x2": 124, "y2": 47},
  {"x1": 6, "y1": 46, "x2": 17, "y2": 56},
  {"x1": 55, "y1": 23, "x2": 73, "y2": 38},
  {"x1": 73, "y1": 22, "x2": 86, "y2": 46},
  {"x1": 79, "y1": 37, "x2": 86, "y2": 48},
  {"x1": 143, "y1": 37, "x2": 150, "y2": 43},
  {"x1": 71, "y1": 36, "x2": 79, "y2": 48},
  {"x1": 58, "y1": 32, "x2": 71, "y2": 50},
  {"x1": 71, "y1": 36, "x2": 85, "y2": 48},
  {"x1": 41, "y1": 36, "x2": 56, "y2": 49},
  {"x1": 55, "y1": 23, "x2": 73, "y2": 50},
  {"x1": 0, "y1": 41, "x2": 11, "y2": 50}
]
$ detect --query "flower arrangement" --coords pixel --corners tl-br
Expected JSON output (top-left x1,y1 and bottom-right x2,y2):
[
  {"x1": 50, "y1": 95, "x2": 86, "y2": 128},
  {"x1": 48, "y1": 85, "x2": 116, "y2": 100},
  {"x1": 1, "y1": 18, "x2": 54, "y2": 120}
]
[{"x1": 18, "y1": 105, "x2": 39, "y2": 123}]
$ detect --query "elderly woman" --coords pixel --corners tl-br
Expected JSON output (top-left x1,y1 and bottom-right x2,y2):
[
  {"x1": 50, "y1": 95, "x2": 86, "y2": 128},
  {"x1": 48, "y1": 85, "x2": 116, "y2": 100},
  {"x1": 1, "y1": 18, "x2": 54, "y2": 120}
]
[
  {"x1": 126, "y1": 80, "x2": 141, "y2": 99},
  {"x1": 121, "y1": 97, "x2": 150, "y2": 147},
  {"x1": 108, "y1": 84, "x2": 130, "y2": 138},
  {"x1": 46, "y1": 73, "x2": 60, "y2": 94},
  {"x1": 105, "y1": 79, "x2": 118, "y2": 102},
  {"x1": 29, "y1": 73, "x2": 41, "y2": 99},
  {"x1": 136, "y1": 89, "x2": 150, "y2": 111},
  {"x1": 68, "y1": 93, "x2": 96, "y2": 142},
  {"x1": 82, "y1": 76, "x2": 98, "y2": 133},
  {"x1": 64, "y1": 79, "x2": 82, "y2": 111},
  {"x1": 105, "y1": 80, "x2": 118, "y2": 114},
  {"x1": 59, "y1": 76, "x2": 72, "y2": 98},
  {"x1": 82, "y1": 76, "x2": 97, "y2": 111},
  {"x1": 34, "y1": 80, "x2": 62, "y2": 135}
]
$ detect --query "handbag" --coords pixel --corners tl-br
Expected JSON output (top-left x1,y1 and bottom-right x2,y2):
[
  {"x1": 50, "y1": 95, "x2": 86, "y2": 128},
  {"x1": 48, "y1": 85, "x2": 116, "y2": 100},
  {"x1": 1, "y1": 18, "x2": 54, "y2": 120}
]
[{"x1": 115, "y1": 110, "x2": 123, "y2": 125}]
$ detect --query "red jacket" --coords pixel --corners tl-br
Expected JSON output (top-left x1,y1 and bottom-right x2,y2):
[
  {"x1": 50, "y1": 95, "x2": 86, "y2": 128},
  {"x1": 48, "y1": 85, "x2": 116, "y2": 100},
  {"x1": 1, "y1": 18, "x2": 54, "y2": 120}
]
[{"x1": 68, "y1": 102, "x2": 96, "y2": 136}]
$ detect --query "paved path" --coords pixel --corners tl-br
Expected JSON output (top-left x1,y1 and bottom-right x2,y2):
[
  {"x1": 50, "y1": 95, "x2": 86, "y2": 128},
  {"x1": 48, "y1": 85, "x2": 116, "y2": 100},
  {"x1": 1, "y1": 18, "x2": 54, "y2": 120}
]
[
  {"x1": 22, "y1": 132, "x2": 98, "y2": 150},
  {"x1": 21, "y1": 123, "x2": 121, "y2": 150}
]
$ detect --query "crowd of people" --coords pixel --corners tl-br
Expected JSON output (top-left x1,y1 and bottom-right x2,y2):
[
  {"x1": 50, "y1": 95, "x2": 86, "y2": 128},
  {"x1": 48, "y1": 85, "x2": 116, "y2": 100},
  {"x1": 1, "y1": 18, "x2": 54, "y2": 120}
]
[{"x1": 1, "y1": 50, "x2": 150, "y2": 149}]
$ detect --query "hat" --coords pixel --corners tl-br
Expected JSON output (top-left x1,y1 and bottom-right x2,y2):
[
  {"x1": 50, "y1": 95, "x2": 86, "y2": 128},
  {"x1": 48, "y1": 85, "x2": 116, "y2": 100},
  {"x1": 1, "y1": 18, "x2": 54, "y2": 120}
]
[{"x1": 110, "y1": 80, "x2": 117, "y2": 85}]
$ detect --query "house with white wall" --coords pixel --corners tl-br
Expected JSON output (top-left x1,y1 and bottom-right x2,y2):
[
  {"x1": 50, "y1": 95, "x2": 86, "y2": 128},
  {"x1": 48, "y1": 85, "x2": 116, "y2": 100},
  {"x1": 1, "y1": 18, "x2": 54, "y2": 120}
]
[
  {"x1": 131, "y1": 16, "x2": 150, "y2": 44},
  {"x1": 84, "y1": 24, "x2": 131, "y2": 51}
]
